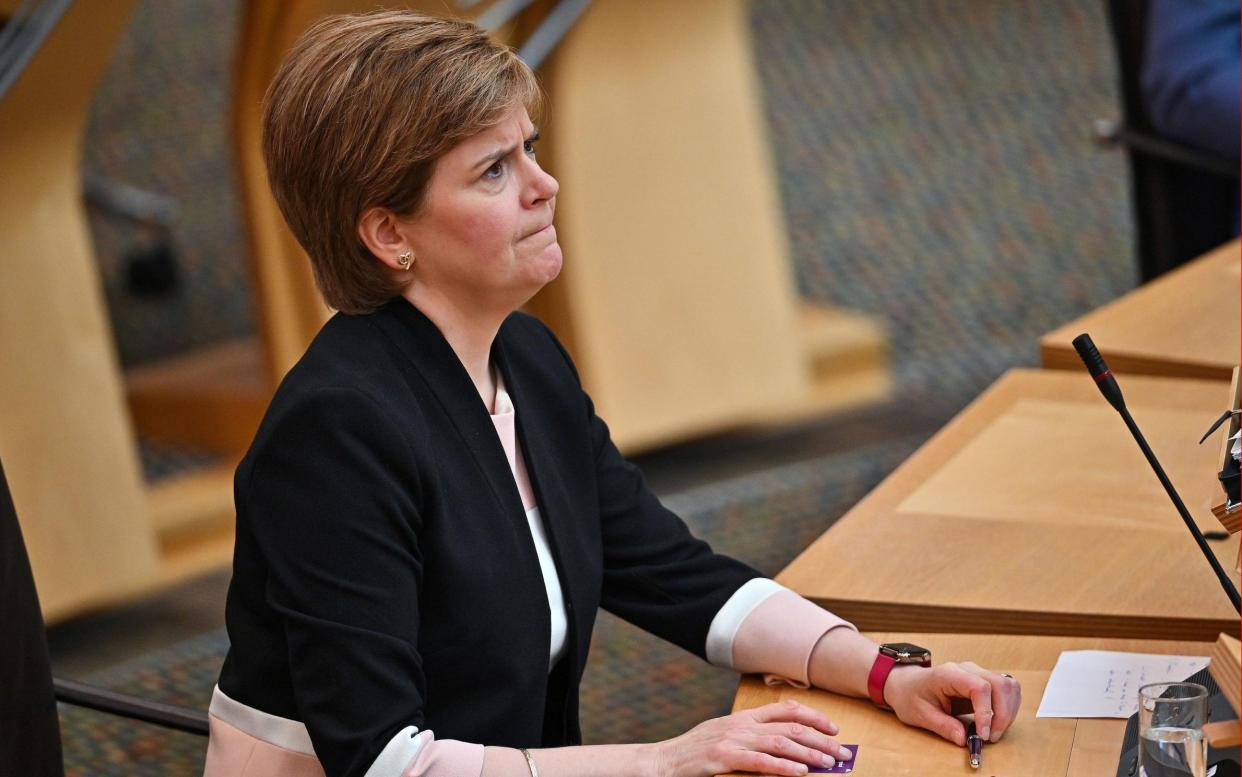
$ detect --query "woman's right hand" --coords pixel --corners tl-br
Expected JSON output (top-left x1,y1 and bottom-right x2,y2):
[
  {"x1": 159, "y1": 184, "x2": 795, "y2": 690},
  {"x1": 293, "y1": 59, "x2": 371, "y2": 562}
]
[{"x1": 651, "y1": 700, "x2": 851, "y2": 777}]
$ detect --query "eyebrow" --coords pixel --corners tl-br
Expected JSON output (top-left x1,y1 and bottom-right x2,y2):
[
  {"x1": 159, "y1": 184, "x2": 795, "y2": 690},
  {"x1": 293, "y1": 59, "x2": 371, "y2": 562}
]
[{"x1": 473, "y1": 128, "x2": 540, "y2": 171}]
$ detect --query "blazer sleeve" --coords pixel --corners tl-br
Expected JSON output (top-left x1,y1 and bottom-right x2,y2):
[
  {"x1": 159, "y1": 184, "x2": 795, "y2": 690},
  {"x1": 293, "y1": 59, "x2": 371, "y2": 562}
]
[
  {"x1": 534, "y1": 321, "x2": 764, "y2": 659},
  {"x1": 240, "y1": 386, "x2": 430, "y2": 777}
]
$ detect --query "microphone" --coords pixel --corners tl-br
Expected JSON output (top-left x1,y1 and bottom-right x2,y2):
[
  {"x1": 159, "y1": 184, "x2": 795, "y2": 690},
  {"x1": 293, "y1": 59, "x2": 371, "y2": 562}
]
[
  {"x1": 1072, "y1": 333, "x2": 1240, "y2": 613},
  {"x1": 1073, "y1": 332, "x2": 1126, "y2": 412}
]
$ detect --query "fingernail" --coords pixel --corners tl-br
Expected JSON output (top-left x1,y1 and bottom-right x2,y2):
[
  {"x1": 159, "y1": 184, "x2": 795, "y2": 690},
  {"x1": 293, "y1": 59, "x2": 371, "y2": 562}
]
[
  {"x1": 838, "y1": 747, "x2": 853, "y2": 760},
  {"x1": 957, "y1": 731, "x2": 965, "y2": 746},
  {"x1": 821, "y1": 755, "x2": 835, "y2": 768},
  {"x1": 797, "y1": 765, "x2": 809, "y2": 775},
  {"x1": 980, "y1": 724, "x2": 991, "y2": 740}
]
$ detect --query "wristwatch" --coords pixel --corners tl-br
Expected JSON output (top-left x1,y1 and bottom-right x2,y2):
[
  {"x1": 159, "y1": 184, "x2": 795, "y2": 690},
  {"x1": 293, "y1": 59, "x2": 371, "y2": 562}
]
[{"x1": 868, "y1": 642, "x2": 931, "y2": 708}]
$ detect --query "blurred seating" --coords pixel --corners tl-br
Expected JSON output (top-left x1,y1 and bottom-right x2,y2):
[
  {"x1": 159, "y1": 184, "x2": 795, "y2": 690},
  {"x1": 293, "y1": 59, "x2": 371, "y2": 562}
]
[
  {"x1": 1099, "y1": 0, "x2": 1239, "y2": 283},
  {"x1": 0, "y1": 456, "x2": 207, "y2": 775}
]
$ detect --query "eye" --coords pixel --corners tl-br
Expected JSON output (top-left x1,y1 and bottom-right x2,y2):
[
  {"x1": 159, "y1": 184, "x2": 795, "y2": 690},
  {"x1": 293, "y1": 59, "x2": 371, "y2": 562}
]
[
  {"x1": 523, "y1": 139, "x2": 537, "y2": 156},
  {"x1": 483, "y1": 160, "x2": 504, "y2": 180}
]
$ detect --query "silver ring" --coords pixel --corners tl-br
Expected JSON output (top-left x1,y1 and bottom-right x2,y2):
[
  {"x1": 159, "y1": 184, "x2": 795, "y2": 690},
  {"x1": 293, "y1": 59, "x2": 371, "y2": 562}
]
[{"x1": 1001, "y1": 673, "x2": 1014, "y2": 679}]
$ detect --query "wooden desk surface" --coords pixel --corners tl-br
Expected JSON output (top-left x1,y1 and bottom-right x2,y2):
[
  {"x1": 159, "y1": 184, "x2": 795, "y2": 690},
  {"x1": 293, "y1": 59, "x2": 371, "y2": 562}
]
[
  {"x1": 777, "y1": 369, "x2": 1239, "y2": 641},
  {"x1": 723, "y1": 632, "x2": 1215, "y2": 777},
  {"x1": 1041, "y1": 239, "x2": 1240, "y2": 382}
]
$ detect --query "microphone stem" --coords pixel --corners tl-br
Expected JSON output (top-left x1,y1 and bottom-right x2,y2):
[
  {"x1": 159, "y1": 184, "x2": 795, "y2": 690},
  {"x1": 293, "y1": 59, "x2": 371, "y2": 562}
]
[{"x1": 1119, "y1": 407, "x2": 1241, "y2": 613}]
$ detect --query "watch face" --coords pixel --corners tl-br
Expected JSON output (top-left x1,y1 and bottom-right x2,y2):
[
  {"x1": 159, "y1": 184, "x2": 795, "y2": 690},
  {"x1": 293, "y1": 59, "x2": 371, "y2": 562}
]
[{"x1": 881, "y1": 642, "x2": 932, "y2": 664}]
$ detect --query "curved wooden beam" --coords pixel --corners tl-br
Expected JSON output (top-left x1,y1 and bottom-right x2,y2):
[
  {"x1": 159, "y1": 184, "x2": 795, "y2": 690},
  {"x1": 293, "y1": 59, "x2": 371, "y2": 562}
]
[{"x1": 0, "y1": 0, "x2": 157, "y2": 620}]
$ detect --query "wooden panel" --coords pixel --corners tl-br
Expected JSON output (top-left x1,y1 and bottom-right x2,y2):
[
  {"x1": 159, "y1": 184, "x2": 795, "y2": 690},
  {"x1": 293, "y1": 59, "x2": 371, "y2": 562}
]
[
  {"x1": 1210, "y1": 633, "x2": 1241, "y2": 715},
  {"x1": 146, "y1": 462, "x2": 237, "y2": 539},
  {"x1": 539, "y1": 0, "x2": 812, "y2": 449},
  {"x1": 125, "y1": 338, "x2": 269, "y2": 454},
  {"x1": 724, "y1": 632, "x2": 1213, "y2": 777},
  {"x1": 1212, "y1": 504, "x2": 1241, "y2": 534},
  {"x1": 745, "y1": 304, "x2": 891, "y2": 427},
  {"x1": 232, "y1": 0, "x2": 336, "y2": 380},
  {"x1": 0, "y1": 0, "x2": 160, "y2": 621},
  {"x1": 1041, "y1": 239, "x2": 1240, "y2": 381},
  {"x1": 778, "y1": 369, "x2": 1240, "y2": 641}
]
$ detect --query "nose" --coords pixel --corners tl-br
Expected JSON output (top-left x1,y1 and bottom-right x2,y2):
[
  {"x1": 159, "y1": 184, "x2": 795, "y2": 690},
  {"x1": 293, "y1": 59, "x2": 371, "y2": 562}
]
[{"x1": 524, "y1": 158, "x2": 559, "y2": 207}]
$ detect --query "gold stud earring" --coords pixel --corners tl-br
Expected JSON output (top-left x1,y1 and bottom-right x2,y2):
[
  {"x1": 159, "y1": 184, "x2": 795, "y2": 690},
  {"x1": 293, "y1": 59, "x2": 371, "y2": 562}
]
[{"x1": 397, "y1": 250, "x2": 412, "y2": 270}]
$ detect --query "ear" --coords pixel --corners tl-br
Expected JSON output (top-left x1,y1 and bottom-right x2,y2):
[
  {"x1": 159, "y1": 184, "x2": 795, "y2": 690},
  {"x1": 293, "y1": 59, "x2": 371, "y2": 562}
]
[{"x1": 357, "y1": 206, "x2": 411, "y2": 271}]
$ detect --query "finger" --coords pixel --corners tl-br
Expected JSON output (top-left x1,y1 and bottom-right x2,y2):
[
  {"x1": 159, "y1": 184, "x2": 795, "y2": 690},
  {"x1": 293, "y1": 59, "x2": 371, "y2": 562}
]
[
  {"x1": 757, "y1": 722, "x2": 852, "y2": 762},
  {"x1": 939, "y1": 668, "x2": 994, "y2": 739},
  {"x1": 962, "y1": 664, "x2": 1020, "y2": 741},
  {"x1": 970, "y1": 684, "x2": 994, "y2": 740},
  {"x1": 750, "y1": 700, "x2": 840, "y2": 736},
  {"x1": 730, "y1": 748, "x2": 815, "y2": 777},
  {"x1": 914, "y1": 700, "x2": 968, "y2": 746},
  {"x1": 988, "y1": 674, "x2": 1022, "y2": 742},
  {"x1": 748, "y1": 732, "x2": 839, "y2": 772}
]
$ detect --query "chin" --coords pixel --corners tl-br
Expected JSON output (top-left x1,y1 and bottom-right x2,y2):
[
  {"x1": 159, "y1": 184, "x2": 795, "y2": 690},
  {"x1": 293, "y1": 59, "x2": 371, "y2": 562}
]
[{"x1": 534, "y1": 243, "x2": 563, "y2": 285}]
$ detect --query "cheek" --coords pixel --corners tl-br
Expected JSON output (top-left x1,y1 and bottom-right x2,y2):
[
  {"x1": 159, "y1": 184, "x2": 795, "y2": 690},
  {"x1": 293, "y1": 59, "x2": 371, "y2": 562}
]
[{"x1": 452, "y1": 205, "x2": 518, "y2": 257}]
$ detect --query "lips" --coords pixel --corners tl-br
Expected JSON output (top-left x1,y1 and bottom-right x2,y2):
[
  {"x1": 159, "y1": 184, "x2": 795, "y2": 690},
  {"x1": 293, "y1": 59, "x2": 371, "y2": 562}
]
[{"x1": 524, "y1": 223, "x2": 555, "y2": 239}]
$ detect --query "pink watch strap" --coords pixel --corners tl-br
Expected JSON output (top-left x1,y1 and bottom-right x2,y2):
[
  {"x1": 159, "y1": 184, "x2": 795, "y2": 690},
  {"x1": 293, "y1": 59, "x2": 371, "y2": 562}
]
[{"x1": 867, "y1": 651, "x2": 897, "y2": 707}]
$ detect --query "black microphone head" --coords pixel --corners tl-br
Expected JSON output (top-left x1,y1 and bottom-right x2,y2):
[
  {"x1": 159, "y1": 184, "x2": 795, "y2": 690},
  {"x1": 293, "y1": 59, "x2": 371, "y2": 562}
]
[
  {"x1": 1072, "y1": 333, "x2": 1110, "y2": 379},
  {"x1": 1073, "y1": 332, "x2": 1126, "y2": 411}
]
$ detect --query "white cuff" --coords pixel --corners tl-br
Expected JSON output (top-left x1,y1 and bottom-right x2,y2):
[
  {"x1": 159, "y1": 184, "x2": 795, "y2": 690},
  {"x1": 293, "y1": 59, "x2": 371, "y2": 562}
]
[
  {"x1": 365, "y1": 726, "x2": 426, "y2": 777},
  {"x1": 705, "y1": 578, "x2": 786, "y2": 669},
  {"x1": 208, "y1": 685, "x2": 316, "y2": 755}
]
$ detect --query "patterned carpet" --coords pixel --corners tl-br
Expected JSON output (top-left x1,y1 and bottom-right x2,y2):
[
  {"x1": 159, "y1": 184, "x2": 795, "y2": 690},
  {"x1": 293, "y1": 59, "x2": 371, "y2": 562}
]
[
  {"x1": 751, "y1": 0, "x2": 1134, "y2": 409},
  {"x1": 60, "y1": 632, "x2": 225, "y2": 775},
  {"x1": 62, "y1": 0, "x2": 1137, "y2": 771}
]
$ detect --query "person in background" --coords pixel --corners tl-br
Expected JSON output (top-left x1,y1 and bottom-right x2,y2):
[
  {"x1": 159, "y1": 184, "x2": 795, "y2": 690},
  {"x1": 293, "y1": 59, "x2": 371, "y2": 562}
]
[
  {"x1": 1142, "y1": 0, "x2": 1239, "y2": 162},
  {"x1": 203, "y1": 11, "x2": 1021, "y2": 777}
]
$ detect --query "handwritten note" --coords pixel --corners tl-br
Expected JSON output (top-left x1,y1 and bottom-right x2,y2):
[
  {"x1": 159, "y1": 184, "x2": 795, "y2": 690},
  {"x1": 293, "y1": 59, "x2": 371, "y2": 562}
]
[{"x1": 1035, "y1": 650, "x2": 1211, "y2": 718}]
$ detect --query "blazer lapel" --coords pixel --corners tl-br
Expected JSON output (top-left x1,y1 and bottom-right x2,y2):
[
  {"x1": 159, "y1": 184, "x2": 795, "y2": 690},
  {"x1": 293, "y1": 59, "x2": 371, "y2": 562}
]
[
  {"x1": 370, "y1": 301, "x2": 590, "y2": 676},
  {"x1": 367, "y1": 300, "x2": 530, "y2": 528},
  {"x1": 491, "y1": 331, "x2": 590, "y2": 659}
]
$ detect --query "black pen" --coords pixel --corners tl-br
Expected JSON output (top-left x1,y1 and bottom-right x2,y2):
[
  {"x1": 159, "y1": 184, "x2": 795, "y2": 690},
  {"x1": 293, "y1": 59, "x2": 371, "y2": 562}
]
[{"x1": 966, "y1": 721, "x2": 983, "y2": 769}]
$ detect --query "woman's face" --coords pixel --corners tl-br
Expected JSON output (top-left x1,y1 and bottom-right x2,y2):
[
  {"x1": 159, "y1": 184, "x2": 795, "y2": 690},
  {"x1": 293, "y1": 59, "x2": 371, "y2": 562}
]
[{"x1": 400, "y1": 105, "x2": 561, "y2": 316}]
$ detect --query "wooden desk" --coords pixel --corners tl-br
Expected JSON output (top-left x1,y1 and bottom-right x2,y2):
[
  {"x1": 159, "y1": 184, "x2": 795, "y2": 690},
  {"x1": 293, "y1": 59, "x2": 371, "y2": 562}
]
[
  {"x1": 1041, "y1": 239, "x2": 1240, "y2": 382},
  {"x1": 778, "y1": 369, "x2": 1239, "y2": 641},
  {"x1": 724, "y1": 632, "x2": 1214, "y2": 777}
]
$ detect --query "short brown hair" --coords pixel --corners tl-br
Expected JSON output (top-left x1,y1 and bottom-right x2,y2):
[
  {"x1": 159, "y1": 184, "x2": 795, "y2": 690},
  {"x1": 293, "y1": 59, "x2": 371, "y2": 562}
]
[{"x1": 261, "y1": 11, "x2": 541, "y2": 314}]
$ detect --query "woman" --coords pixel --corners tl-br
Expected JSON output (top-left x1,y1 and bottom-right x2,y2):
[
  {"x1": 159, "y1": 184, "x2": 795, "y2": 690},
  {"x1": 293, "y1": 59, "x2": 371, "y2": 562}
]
[{"x1": 205, "y1": 11, "x2": 1020, "y2": 777}]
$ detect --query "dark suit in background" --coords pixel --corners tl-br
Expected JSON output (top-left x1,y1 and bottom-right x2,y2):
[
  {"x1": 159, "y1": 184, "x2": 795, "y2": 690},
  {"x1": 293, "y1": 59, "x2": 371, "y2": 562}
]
[
  {"x1": 1142, "y1": 0, "x2": 1240, "y2": 161},
  {"x1": 0, "y1": 460, "x2": 64, "y2": 777}
]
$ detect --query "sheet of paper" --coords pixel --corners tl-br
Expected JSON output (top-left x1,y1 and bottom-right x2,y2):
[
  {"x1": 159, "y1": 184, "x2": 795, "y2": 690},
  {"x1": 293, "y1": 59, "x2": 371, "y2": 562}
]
[{"x1": 1035, "y1": 650, "x2": 1210, "y2": 719}]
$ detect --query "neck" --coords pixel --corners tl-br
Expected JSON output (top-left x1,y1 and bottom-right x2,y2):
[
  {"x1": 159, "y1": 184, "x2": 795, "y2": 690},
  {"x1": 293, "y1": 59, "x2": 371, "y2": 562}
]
[{"x1": 402, "y1": 285, "x2": 503, "y2": 412}]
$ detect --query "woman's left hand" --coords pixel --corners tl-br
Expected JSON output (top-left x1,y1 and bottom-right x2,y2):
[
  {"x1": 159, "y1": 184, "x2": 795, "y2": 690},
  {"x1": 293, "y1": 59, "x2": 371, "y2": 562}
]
[{"x1": 883, "y1": 661, "x2": 1021, "y2": 745}]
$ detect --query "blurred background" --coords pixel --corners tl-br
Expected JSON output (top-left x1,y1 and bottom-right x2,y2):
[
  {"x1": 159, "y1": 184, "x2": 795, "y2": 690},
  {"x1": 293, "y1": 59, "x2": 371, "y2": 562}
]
[{"x1": 4, "y1": 0, "x2": 1231, "y2": 773}]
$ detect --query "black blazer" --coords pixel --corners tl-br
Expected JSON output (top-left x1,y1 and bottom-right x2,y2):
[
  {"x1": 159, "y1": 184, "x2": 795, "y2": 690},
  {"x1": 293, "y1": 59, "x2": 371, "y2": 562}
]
[{"x1": 217, "y1": 299, "x2": 761, "y2": 777}]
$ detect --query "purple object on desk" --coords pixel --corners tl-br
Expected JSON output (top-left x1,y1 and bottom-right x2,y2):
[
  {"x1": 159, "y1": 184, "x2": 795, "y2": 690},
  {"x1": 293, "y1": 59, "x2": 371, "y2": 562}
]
[{"x1": 807, "y1": 745, "x2": 858, "y2": 773}]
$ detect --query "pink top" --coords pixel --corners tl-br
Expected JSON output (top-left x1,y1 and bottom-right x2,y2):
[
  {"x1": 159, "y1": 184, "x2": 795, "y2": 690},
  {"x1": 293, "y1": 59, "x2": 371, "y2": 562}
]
[{"x1": 202, "y1": 378, "x2": 855, "y2": 777}]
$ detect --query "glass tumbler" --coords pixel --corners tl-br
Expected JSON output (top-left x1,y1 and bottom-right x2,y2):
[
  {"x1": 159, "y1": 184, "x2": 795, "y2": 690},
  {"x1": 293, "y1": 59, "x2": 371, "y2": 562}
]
[{"x1": 1138, "y1": 681, "x2": 1209, "y2": 777}]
